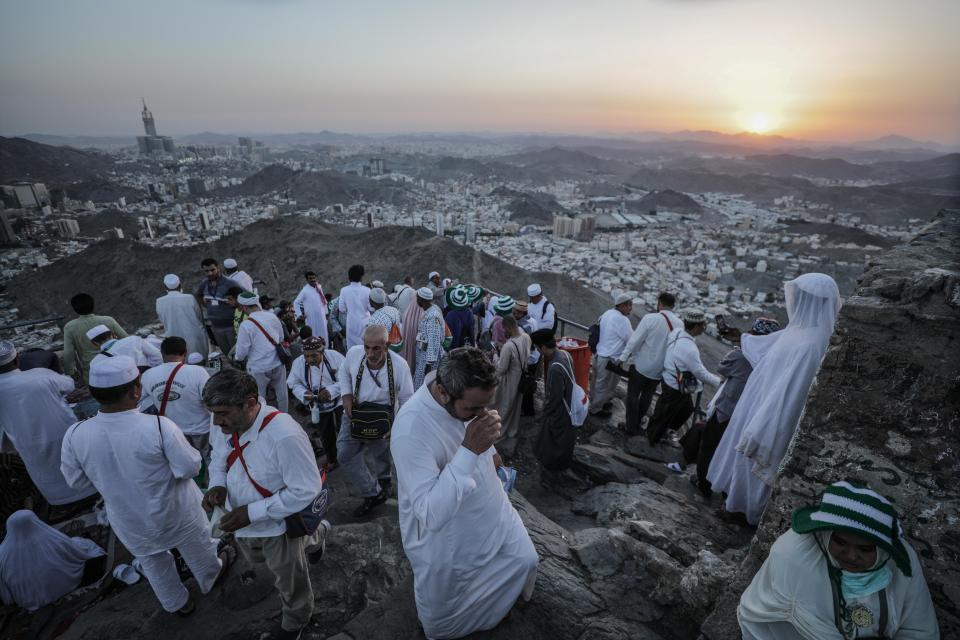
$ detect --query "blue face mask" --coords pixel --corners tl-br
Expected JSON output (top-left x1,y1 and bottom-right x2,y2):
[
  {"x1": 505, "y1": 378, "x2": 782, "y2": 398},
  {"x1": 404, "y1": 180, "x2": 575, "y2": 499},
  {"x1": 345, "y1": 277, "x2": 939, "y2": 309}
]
[{"x1": 841, "y1": 563, "x2": 892, "y2": 600}]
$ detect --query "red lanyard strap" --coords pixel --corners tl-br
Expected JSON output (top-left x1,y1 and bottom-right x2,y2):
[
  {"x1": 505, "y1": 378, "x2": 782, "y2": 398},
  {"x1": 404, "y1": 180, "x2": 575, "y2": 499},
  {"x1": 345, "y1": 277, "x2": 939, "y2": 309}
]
[
  {"x1": 227, "y1": 410, "x2": 281, "y2": 498},
  {"x1": 158, "y1": 362, "x2": 184, "y2": 416}
]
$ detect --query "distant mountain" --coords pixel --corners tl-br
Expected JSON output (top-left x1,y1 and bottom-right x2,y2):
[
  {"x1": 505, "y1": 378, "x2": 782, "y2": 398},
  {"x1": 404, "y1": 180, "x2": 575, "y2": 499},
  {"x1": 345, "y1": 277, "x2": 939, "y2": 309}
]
[
  {"x1": 20, "y1": 134, "x2": 135, "y2": 148},
  {"x1": 218, "y1": 164, "x2": 411, "y2": 207},
  {"x1": 0, "y1": 136, "x2": 115, "y2": 184},
  {"x1": 502, "y1": 190, "x2": 567, "y2": 225},
  {"x1": 852, "y1": 135, "x2": 954, "y2": 152},
  {"x1": 497, "y1": 146, "x2": 637, "y2": 182}
]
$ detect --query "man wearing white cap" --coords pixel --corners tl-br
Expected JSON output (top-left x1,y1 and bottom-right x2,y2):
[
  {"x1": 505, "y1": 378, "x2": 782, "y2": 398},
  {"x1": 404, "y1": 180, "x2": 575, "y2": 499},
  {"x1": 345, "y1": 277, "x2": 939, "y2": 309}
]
[
  {"x1": 414, "y1": 287, "x2": 445, "y2": 389},
  {"x1": 391, "y1": 275, "x2": 416, "y2": 315},
  {"x1": 427, "y1": 271, "x2": 443, "y2": 308},
  {"x1": 338, "y1": 264, "x2": 372, "y2": 350},
  {"x1": 234, "y1": 292, "x2": 288, "y2": 412},
  {"x1": 293, "y1": 271, "x2": 329, "y2": 346},
  {"x1": 647, "y1": 308, "x2": 721, "y2": 447},
  {"x1": 156, "y1": 273, "x2": 209, "y2": 361},
  {"x1": 140, "y1": 337, "x2": 213, "y2": 459},
  {"x1": 526, "y1": 284, "x2": 557, "y2": 333},
  {"x1": 222, "y1": 258, "x2": 255, "y2": 294},
  {"x1": 367, "y1": 287, "x2": 402, "y2": 336},
  {"x1": 0, "y1": 341, "x2": 98, "y2": 507},
  {"x1": 60, "y1": 355, "x2": 232, "y2": 616},
  {"x1": 589, "y1": 294, "x2": 634, "y2": 418},
  {"x1": 87, "y1": 325, "x2": 163, "y2": 370}
]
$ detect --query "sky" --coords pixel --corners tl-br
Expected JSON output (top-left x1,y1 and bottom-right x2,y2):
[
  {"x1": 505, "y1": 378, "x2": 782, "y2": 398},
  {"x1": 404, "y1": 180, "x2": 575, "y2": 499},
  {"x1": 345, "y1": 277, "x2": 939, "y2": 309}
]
[{"x1": 1, "y1": 0, "x2": 958, "y2": 143}]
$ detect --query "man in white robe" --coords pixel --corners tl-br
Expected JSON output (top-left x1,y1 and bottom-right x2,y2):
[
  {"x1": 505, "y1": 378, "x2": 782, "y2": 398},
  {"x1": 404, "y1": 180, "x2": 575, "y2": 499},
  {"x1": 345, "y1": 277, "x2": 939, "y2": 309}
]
[
  {"x1": 338, "y1": 264, "x2": 371, "y2": 350},
  {"x1": 0, "y1": 341, "x2": 97, "y2": 506},
  {"x1": 156, "y1": 274, "x2": 209, "y2": 360},
  {"x1": 223, "y1": 258, "x2": 255, "y2": 293},
  {"x1": 391, "y1": 276, "x2": 417, "y2": 314},
  {"x1": 391, "y1": 348, "x2": 538, "y2": 639},
  {"x1": 87, "y1": 324, "x2": 163, "y2": 370},
  {"x1": 293, "y1": 271, "x2": 329, "y2": 345},
  {"x1": 60, "y1": 356, "x2": 230, "y2": 615}
]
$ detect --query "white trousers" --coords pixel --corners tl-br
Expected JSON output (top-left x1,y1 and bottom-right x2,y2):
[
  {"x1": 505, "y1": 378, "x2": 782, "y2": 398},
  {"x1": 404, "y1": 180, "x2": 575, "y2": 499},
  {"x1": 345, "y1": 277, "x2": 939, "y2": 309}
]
[
  {"x1": 136, "y1": 534, "x2": 221, "y2": 612},
  {"x1": 252, "y1": 364, "x2": 289, "y2": 412}
]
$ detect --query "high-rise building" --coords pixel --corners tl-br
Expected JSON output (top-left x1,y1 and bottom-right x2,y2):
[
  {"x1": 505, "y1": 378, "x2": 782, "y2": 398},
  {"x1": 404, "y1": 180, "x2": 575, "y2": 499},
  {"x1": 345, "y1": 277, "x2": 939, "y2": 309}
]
[
  {"x1": 435, "y1": 212, "x2": 445, "y2": 237},
  {"x1": 137, "y1": 98, "x2": 176, "y2": 156},
  {"x1": 0, "y1": 211, "x2": 17, "y2": 245},
  {"x1": 55, "y1": 218, "x2": 80, "y2": 237},
  {"x1": 200, "y1": 211, "x2": 211, "y2": 230},
  {"x1": 464, "y1": 214, "x2": 476, "y2": 244},
  {"x1": 141, "y1": 98, "x2": 157, "y2": 136}
]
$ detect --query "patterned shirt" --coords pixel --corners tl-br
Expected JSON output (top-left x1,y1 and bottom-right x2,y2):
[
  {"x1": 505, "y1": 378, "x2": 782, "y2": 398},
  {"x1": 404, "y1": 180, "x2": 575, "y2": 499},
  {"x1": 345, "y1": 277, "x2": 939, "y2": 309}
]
[{"x1": 418, "y1": 305, "x2": 445, "y2": 364}]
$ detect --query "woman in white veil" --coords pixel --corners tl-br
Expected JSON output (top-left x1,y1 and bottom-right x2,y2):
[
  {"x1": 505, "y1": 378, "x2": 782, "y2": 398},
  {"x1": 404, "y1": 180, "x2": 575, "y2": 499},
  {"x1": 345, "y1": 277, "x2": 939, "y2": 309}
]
[{"x1": 707, "y1": 273, "x2": 842, "y2": 524}]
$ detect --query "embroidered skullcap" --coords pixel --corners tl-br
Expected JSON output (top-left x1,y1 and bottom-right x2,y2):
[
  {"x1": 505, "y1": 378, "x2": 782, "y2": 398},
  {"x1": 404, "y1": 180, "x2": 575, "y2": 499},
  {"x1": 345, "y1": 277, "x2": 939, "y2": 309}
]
[
  {"x1": 417, "y1": 287, "x2": 434, "y2": 301},
  {"x1": 302, "y1": 337, "x2": 325, "y2": 351},
  {"x1": 0, "y1": 340, "x2": 16, "y2": 366},
  {"x1": 751, "y1": 317, "x2": 781, "y2": 336},
  {"x1": 89, "y1": 355, "x2": 138, "y2": 388},
  {"x1": 369, "y1": 287, "x2": 387, "y2": 305},
  {"x1": 681, "y1": 308, "x2": 706, "y2": 323},
  {"x1": 85, "y1": 324, "x2": 111, "y2": 341}
]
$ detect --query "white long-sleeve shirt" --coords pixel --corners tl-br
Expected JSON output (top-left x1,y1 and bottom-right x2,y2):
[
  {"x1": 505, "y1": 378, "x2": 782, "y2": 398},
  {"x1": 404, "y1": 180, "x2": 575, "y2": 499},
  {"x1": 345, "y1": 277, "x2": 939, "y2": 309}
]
[
  {"x1": 156, "y1": 291, "x2": 208, "y2": 359},
  {"x1": 286, "y1": 351, "x2": 345, "y2": 409},
  {"x1": 338, "y1": 345, "x2": 414, "y2": 409},
  {"x1": 228, "y1": 270, "x2": 255, "y2": 293},
  {"x1": 0, "y1": 368, "x2": 97, "y2": 505},
  {"x1": 234, "y1": 310, "x2": 283, "y2": 373},
  {"x1": 60, "y1": 409, "x2": 207, "y2": 556},
  {"x1": 618, "y1": 309, "x2": 682, "y2": 379},
  {"x1": 660, "y1": 328, "x2": 722, "y2": 390},
  {"x1": 526, "y1": 297, "x2": 556, "y2": 332},
  {"x1": 140, "y1": 362, "x2": 212, "y2": 436},
  {"x1": 293, "y1": 284, "x2": 329, "y2": 345},
  {"x1": 392, "y1": 285, "x2": 416, "y2": 315},
  {"x1": 391, "y1": 378, "x2": 538, "y2": 638},
  {"x1": 338, "y1": 282, "x2": 372, "y2": 350},
  {"x1": 97, "y1": 336, "x2": 163, "y2": 369},
  {"x1": 596, "y1": 308, "x2": 633, "y2": 358},
  {"x1": 207, "y1": 404, "x2": 323, "y2": 538}
]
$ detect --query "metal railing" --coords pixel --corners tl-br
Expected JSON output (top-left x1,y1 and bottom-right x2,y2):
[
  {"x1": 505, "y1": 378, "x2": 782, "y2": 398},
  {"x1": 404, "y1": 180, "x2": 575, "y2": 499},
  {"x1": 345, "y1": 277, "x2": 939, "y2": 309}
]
[{"x1": 481, "y1": 286, "x2": 590, "y2": 338}]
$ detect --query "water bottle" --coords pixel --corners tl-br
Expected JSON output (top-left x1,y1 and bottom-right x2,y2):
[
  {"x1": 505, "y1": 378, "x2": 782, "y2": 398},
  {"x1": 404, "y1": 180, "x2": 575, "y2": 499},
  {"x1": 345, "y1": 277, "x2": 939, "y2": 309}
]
[{"x1": 310, "y1": 404, "x2": 320, "y2": 424}]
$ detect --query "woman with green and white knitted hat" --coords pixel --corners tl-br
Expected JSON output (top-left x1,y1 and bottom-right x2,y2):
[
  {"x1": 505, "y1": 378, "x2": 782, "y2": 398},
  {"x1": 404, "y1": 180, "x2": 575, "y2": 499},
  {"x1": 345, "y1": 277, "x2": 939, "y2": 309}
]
[{"x1": 739, "y1": 481, "x2": 939, "y2": 639}]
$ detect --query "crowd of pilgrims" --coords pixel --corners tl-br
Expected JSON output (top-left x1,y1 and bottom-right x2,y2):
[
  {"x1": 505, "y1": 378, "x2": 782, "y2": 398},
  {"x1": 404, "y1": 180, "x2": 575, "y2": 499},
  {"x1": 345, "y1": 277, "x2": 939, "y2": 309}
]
[{"x1": 0, "y1": 256, "x2": 940, "y2": 639}]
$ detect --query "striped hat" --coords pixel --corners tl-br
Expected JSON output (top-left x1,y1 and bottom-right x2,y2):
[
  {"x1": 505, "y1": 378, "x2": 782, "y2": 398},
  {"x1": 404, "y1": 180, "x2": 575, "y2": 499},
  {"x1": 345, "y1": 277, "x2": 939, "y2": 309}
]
[
  {"x1": 445, "y1": 285, "x2": 471, "y2": 310},
  {"x1": 792, "y1": 481, "x2": 911, "y2": 576},
  {"x1": 464, "y1": 284, "x2": 484, "y2": 304},
  {"x1": 493, "y1": 295, "x2": 516, "y2": 316}
]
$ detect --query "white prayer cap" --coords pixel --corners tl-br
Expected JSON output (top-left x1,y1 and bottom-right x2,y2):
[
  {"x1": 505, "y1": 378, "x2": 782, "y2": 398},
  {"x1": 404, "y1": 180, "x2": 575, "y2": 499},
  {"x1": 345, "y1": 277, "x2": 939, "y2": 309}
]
[
  {"x1": 85, "y1": 324, "x2": 112, "y2": 341},
  {"x1": 369, "y1": 287, "x2": 387, "y2": 304},
  {"x1": 0, "y1": 340, "x2": 16, "y2": 366},
  {"x1": 223, "y1": 258, "x2": 238, "y2": 269},
  {"x1": 89, "y1": 355, "x2": 138, "y2": 388},
  {"x1": 614, "y1": 293, "x2": 633, "y2": 306},
  {"x1": 682, "y1": 308, "x2": 706, "y2": 323},
  {"x1": 163, "y1": 274, "x2": 180, "y2": 289},
  {"x1": 187, "y1": 352, "x2": 204, "y2": 365},
  {"x1": 417, "y1": 287, "x2": 434, "y2": 301},
  {"x1": 371, "y1": 280, "x2": 384, "y2": 289},
  {"x1": 237, "y1": 291, "x2": 260, "y2": 307},
  {"x1": 527, "y1": 283, "x2": 542, "y2": 297},
  {"x1": 428, "y1": 271, "x2": 440, "y2": 280}
]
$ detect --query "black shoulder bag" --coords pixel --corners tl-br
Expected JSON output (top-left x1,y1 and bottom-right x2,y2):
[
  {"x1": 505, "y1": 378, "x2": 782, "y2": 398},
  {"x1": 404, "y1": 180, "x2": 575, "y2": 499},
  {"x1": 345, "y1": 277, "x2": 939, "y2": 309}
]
[{"x1": 349, "y1": 355, "x2": 396, "y2": 439}]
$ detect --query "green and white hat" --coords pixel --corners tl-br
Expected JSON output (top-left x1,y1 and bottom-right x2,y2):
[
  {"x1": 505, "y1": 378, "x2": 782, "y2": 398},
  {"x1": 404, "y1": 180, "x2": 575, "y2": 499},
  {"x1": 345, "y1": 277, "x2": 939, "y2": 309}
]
[
  {"x1": 464, "y1": 284, "x2": 484, "y2": 304},
  {"x1": 493, "y1": 295, "x2": 516, "y2": 316},
  {"x1": 445, "y1": 285, "x2": 471, "y2": 310},
  {"x1": 792, "y1": 481, "x2": 912, "y2": 576}
]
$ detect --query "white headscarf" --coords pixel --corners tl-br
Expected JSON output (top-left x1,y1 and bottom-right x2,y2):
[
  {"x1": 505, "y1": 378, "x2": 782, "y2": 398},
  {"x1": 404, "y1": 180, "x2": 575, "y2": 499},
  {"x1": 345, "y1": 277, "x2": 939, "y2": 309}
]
[
  {"x1": 0, "y1": 510, "x2": 105, "y2": 611},
  {"x1": 733, "y1": 273, "x2": 842, "y2": 482}
]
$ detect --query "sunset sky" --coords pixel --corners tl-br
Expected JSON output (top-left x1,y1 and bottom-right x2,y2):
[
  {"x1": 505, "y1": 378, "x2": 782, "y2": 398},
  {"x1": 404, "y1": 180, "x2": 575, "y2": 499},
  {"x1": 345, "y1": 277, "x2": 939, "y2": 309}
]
[{"x1": 1, "y1": 0, "x2": 958, "y2": 143}]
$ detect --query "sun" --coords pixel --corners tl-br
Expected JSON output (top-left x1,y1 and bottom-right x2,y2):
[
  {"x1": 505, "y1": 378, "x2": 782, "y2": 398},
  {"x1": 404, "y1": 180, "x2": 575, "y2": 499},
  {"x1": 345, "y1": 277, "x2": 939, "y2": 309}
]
[{"x1": 742, "y1": 112, "x2": 777, "y2": 135}]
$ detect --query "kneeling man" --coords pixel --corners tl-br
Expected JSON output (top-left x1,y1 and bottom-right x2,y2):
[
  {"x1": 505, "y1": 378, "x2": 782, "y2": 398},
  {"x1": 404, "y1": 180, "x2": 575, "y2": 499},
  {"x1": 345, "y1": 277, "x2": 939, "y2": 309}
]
[{"x1": 391, "y1": 347, "x2": 538, "y2": 639}]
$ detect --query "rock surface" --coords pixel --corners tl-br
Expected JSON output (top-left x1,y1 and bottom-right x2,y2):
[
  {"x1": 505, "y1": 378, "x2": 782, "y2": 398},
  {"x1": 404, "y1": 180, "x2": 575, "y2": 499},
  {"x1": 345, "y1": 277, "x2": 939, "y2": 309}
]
[{"x1": 700, "y1": 209, "x2": 960, "y2": 639}]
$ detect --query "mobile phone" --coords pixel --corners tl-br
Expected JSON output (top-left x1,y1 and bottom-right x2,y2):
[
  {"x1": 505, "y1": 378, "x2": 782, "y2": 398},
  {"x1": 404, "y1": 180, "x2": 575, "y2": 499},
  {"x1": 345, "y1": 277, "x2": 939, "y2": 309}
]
[{"x1": 715, "y1": 315, "x2": 728, "y2": 332}]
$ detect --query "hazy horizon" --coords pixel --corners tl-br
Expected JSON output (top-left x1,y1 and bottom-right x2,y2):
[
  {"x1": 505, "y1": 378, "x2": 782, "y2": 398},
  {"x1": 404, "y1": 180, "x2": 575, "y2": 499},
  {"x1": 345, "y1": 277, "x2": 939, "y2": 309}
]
[{"x1": 2, "y1": 0, "x2": 958, "y2": 145}]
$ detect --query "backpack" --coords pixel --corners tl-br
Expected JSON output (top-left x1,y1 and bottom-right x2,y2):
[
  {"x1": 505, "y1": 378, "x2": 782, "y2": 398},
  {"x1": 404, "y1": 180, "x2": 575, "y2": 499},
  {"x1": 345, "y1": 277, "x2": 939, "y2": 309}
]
[
  {"x1": 552, "y1": 360, "x2": 589, "y2": 427},
  {"x1": 587, "y1": 318, "x2": 601, "y2": 354}
]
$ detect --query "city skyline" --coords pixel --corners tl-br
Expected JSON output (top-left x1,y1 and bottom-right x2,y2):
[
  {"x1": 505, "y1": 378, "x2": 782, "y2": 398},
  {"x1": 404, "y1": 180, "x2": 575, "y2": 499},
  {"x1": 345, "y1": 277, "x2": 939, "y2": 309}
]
[{"x1": 1, "y1": 0, "x2": 958, "y2": 144}]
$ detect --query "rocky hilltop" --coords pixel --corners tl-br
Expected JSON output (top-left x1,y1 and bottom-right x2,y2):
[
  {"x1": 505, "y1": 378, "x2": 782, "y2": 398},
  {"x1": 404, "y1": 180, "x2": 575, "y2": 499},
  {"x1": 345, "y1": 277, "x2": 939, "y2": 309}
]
[{"x1": 702, "y1": 208, "x2": 960, "y2": 638}]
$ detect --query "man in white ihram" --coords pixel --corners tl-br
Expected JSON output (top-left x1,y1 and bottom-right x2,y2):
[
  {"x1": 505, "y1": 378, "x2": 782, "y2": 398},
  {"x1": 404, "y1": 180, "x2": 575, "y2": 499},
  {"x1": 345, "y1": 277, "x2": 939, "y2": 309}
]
[
  {"x1": 156, "y1": 273, "x2": 209, "y2": 362},
  {"x1": 391, "y1": 347, "x2": 538, "y2": 639},
  {"x1": 293, "y1": 271, "x2": 329, "y2": 346}
]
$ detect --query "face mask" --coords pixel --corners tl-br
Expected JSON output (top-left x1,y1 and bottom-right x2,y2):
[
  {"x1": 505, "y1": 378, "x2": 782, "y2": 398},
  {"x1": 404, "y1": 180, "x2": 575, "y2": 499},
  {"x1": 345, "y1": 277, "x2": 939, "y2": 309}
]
[{"x1": 840, "y1": 563, "x2": 892, "y2": 600}]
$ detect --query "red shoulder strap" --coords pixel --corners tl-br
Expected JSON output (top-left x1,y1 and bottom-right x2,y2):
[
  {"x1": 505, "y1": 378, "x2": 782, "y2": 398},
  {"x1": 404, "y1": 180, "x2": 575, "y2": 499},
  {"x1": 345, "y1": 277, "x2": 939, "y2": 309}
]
[
  {"x1": 246, "y1": 316, "x2": 278, "y2": 346},
  {"x1": 660, "y1": 312, "x2": 673, "y2": 332},
  {"x1": 227, "y1": 410, "x2": 283, "y2": 498},
  {"x1": 158, "y1": 362, "x2": 185, "y2": 416}
]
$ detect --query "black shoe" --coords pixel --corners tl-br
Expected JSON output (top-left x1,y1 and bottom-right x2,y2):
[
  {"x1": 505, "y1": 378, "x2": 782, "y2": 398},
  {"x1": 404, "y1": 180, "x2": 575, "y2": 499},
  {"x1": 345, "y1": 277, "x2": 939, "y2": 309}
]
[
  {"x1": 353, "y1": 489, "x2": 388, "y2": 518},
  {"x1": 602, "y1": 401, "x2": 613, "y2": 410}
]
